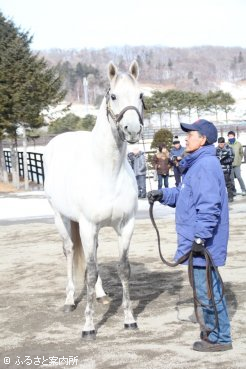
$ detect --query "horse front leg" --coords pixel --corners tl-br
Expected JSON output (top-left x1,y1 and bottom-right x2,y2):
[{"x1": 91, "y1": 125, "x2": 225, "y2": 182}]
[
  {"x1": 79, "y1": 219, "x2": 98, "y2": 340},
  {"x1": 95, "y1": 241, "x2": 110, "y2": 305},
  {"x1": 117, "y1": 217, "x2": 138, "y2": 330}
]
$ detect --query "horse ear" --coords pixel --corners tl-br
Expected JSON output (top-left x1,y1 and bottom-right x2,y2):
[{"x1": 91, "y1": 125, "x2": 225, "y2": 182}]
[
  {"x1": 129, "y1": 60, "x2": 139, "y2": 80},
  {"x1": 108, "y1": 61, "x2": 118, "y2": 81}
]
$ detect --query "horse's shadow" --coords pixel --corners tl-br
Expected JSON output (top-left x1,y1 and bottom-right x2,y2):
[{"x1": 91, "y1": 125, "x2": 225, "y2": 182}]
[
  {"x1": 80, "y1": 261, "x2": 185, "y2": 330},
  {"x1": 75, "y1": 263, "x2": 238, "y2": 331}
]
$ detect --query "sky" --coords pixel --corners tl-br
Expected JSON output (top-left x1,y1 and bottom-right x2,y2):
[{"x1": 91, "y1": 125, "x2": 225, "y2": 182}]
[{"x1": 0, "y1": 0, "x2": 246, "y2": 50}]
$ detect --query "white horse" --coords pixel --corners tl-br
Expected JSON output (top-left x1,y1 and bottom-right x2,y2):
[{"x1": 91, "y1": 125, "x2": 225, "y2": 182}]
[{"x1": 43, "y1": 61, "x2": 144, "y2": 339}]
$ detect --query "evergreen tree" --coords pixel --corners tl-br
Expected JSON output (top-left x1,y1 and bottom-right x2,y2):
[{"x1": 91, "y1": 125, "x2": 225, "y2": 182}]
[
  {"x1": 206, "y1": 90, "x2": 235, "y2": 122},
  {"x1": 150, "y1": 128, "x2": 173, "y2": 150},
  {"x1": 218, "y1": 92, "x2": 235, "y2": 122},
  {"x1": 48, "y1": 113, "x2": 82, "y2": 134},
  {"x1": 0, "y1": 12, "x2": 65, "y2": 188},
  {"x1": 80, "y1": 114, "x2": 96, "y2": 131}
]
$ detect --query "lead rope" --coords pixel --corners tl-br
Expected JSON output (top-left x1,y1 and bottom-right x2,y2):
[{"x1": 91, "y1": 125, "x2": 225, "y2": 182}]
[{"x1": 149, "y1": 202, "x2": 225, "y2": 335}]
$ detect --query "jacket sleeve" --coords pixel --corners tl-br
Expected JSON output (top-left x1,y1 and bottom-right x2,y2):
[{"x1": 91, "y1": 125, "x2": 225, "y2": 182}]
[
  {"x1": 152, "y1": 154, "x2": 158, "y2": 169},
  {"x1": 239, "y1": 143, "x2": 243, "y2": 159},
  {"x1": 191, "y1": 165, "x2": 221, "y2": 239},
  {"x1": 127, "y1": 153, "x2": 134, "y2": 169},
  {"x1": 139, "y1": 153, "x2": 146, "y2": 173},
  {"x1": 159, "y1": 186, "x2": 180, "y2": 208}
]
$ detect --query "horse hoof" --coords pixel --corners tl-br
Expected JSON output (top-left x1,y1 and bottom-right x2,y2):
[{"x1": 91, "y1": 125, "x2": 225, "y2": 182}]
[
  {"x1": 63, "y1": 304, "x2": 76, "y2": 313},
  {"x1": 82, "y1": 330, "x2": 96, "y2": 340},
  {"x1": 96, "y1": 295, "x2": 111, "y2": 305},
  {"x1": 124, "y1": 322, "x2": 138, "y2": 330}
]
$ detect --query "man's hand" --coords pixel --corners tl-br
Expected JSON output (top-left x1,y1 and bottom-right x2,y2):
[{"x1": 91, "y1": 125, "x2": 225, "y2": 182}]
[
  {"x1": 192, "y1": 238, "x2": 205, "y2": 256},
  {"x1": 147, "y1": 190, "x2": 163, "y2": 204}
]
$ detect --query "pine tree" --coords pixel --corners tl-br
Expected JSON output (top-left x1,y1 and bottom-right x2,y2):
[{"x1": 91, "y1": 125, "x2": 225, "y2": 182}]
[
  {"x1": 0, "y1": 12, "x2": 65, "y2": 188},
  {"x1": 151, "y1": 129, "x2": 173, "y2": 150}
]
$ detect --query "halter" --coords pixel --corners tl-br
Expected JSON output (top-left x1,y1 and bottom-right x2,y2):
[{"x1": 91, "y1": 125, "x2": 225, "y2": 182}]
[{"x1": 105, "y1": 88, "x2": 145, "y2": 142}]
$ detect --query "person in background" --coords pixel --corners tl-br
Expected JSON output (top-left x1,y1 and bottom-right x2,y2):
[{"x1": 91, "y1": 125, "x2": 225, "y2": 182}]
[
  {"x1": 127, "y1": 145, "x2": 147, "y2": 199},
  {"x1": 216, "y1": 137, "x2": 234, "y2": 202},
  {"x1": 170, "y1": 136, "x2": 185, "y2": 186},
  {"x1": 227, "y1": 131, "x2": 246, "y2": 196},
  {"x1": 152, "y1": 144, "x2": 170, "y2": 189},
  {"x1": 148, "y1": 119, "x2": 232, "y2": 352}
]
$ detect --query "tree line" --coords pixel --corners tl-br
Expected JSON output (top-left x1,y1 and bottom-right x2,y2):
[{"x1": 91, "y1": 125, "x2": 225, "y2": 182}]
[
  {"x1": 144, "y1": 89, "x2": 235, "y2": 129},
  {"x1": 47, "y1": 88, "x2": 235, "y2": 136}
]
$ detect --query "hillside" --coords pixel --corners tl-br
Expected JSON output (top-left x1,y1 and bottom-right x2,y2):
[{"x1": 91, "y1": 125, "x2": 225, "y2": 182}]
[
  {"x1": 37, "y1": 45, "x2": 246, "y2": 127},
  {"x1": 39, "y1": 45, "x2": 246, "y2": 102}
]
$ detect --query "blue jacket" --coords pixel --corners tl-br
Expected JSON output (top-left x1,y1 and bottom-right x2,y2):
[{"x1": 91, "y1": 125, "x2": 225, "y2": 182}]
[
  {"x1": 159, "y1": 145, "x2": 229, "y2": 266},
  {"x1": 170, "y1": 145, "x2": 185, "y2": 160}
]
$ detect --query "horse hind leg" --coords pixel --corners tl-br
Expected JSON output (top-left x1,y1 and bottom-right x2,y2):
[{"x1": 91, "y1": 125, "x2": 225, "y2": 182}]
[
  {"x1": 54, "y1": 213, "x2": 83, "y2": 312},
  {"x1": 72, "y1": 231, "x2": 109, "y2": 305}
]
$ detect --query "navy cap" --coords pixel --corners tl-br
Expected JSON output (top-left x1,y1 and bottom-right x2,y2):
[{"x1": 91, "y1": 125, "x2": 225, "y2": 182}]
[{"x1": 180, "y1": 119, "x2": 218, "y2": 144}]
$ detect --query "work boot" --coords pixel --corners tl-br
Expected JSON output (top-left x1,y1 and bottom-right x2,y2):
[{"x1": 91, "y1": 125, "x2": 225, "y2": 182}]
[{"x1": 193, "y1": 340, "x2": 232, "y2": 352}]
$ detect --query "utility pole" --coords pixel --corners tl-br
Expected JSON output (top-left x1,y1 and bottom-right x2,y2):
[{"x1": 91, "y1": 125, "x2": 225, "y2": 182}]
[{"x1": 83, "y1": 77, "x2": 88, "y2": 114}]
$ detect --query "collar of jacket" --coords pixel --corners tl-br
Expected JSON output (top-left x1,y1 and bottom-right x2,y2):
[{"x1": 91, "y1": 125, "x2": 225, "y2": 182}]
[{"x1": 179, "y1": 145, "x2": 216, "y2": 172}]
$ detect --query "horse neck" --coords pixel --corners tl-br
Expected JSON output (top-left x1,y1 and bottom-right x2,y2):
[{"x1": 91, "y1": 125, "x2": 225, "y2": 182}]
[{"x1": 92, "y1": 99, "x2": 127, "y2": 174}]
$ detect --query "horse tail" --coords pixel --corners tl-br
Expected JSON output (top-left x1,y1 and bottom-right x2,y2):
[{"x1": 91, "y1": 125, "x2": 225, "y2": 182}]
[{"x1": 70, "y1": 220, "x2": 86, "y2": 288}]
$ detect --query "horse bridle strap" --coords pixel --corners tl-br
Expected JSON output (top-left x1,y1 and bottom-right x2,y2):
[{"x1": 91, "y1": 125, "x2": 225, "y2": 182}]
[
  {"x1": 149, "y1": 202, "x2": 225, "y2": 334},
  {"x1": 116, "y1": 105, "x2": 144, "y2": 125},
  {"x1": 105, "y1": 89, "x2": 144, "y2": 127}
]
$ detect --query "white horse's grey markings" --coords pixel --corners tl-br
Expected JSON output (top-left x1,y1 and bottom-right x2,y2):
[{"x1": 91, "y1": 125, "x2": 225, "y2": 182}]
[{"x1": 43, "y1": 60, "x2": 143, "y2": 339}]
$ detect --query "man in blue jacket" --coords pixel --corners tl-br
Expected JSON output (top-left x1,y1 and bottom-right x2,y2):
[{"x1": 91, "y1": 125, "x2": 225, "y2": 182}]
[
  {"x1": 170, "y1": 136, "x2": 185, "y2": 186},
  {"x1": 148, "y1": 119, "x2": 232, "y2": 352}
]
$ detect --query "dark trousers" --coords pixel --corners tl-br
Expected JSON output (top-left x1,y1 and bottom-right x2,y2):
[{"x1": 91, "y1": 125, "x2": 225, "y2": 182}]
[
  {"x1": 173, "y1": 166, "x2": 182, "y2": 187},
  {"x1": 136, "y1": 175, "x2": 146, "y2": 198},
  {"x1": 158, "y1": 174, "x2": 169, "y2": 189},
  {"x1": 224, "y1": 171, "x2": 234, "y2": 200}
]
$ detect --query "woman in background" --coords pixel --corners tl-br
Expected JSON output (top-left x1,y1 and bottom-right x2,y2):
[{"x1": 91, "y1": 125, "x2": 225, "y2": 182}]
[{"x1": 153, "y1": 144, "x2": 170, "y2": 189}]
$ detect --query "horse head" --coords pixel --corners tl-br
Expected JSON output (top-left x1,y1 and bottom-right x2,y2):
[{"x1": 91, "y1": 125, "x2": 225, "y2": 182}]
[{"x1": 106, "y1": 61, "x2": 144, "y2": 144}]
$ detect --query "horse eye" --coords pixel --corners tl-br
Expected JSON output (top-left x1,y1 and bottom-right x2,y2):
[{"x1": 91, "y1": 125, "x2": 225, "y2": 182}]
[
  {"x1": 140, "y1": 93, "x2": 144, "y2": 99},
  {"x1": 111, "y1": 94, "x2": 116, "y2": 100}
]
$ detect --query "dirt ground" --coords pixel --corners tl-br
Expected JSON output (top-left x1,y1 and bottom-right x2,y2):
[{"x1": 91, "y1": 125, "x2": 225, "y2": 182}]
[
  {"x1": 0, "y1": 197, "x2": 246, "y2": 369},
  {"x1": 0, "y1": 182, "x2": 17, "y2": 192}
]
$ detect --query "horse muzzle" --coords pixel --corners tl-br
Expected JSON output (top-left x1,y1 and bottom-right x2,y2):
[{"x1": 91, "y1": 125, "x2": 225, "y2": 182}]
[{"x1": 121, "y1": 124, "x2": 143, "y2": 144}]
